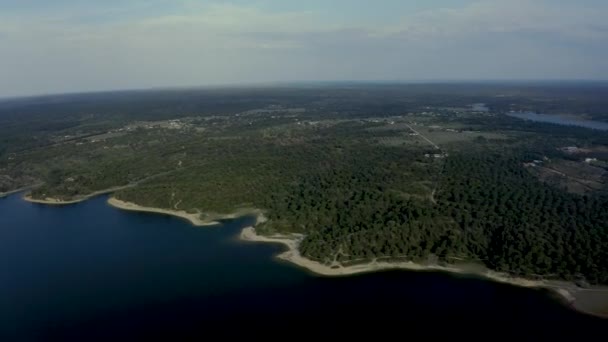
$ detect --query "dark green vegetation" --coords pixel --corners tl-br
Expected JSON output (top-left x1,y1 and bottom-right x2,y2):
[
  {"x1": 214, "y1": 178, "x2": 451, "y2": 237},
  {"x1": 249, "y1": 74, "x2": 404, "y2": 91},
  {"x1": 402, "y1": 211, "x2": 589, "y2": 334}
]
[{"x1": 1, "y1": 82, "x2": 607, "y2": 284}]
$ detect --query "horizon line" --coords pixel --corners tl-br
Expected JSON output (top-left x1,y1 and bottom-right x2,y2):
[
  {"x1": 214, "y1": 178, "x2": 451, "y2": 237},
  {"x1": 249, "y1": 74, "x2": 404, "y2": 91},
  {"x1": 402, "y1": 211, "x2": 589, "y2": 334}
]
[{"x1": 2, "y1": 79, "x2": 608, "y2": 102}]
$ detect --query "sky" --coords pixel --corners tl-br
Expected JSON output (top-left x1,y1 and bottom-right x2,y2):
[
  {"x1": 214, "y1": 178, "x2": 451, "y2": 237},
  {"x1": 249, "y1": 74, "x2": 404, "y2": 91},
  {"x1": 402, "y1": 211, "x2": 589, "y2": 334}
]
[{"x1": 1, "y1": 0, "x2": 607, "y2": 97}]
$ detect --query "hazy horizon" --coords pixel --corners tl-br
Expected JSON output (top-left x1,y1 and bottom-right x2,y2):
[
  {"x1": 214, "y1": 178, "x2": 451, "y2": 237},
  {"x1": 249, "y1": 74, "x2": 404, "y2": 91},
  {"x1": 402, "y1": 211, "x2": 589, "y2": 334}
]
[
  {"x1": 2, "y1": 0, "x2": 608, "y2": 98},
  {"x1": 4, "y1": 79, "x2": 608, "y2": 101}
]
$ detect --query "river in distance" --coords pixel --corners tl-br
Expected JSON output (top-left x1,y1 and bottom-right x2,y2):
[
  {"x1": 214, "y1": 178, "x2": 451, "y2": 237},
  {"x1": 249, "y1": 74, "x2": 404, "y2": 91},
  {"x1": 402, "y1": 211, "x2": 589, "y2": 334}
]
[{"x1": 0, "y1": 193, "x2": 605, "y2": 340}]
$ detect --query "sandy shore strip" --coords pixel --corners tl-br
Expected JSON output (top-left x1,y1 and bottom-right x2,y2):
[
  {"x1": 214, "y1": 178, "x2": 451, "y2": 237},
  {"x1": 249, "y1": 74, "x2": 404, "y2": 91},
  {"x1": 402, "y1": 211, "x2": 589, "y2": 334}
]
[
  {"x1": 24, "y1": 195, "x2": 97, "y2": 205},
  {"x1": 239, "y1": 226, "x2": 572, "y2": 293},
  {"x1": 108, "y1": 197, "x2": 265, "y2": 227},
  {"x1": 108, "y1": 197, "x2": 222, "y2": 226}
]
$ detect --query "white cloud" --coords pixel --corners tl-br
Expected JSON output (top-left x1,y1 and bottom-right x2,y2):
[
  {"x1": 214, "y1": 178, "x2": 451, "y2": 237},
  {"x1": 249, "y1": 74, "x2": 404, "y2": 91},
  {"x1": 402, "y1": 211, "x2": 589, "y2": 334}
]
[
  {"x1": 376, "y1": 0, "x2": 608, "y2": 41},
  {"x1": 137, "y1": 4, "x2": 319, "y2": 33},
  {"x1": 0, "y1": 0, "x2": 607, "y2": 97}
]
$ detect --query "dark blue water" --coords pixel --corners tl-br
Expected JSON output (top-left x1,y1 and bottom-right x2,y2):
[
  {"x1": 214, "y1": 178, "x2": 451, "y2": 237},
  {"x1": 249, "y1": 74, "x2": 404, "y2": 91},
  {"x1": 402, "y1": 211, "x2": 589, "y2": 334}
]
[
  {"x1": 506, "y1": 112, "x2": 608, "y2": 131},
  {"x1": 0, "y1": 193, "x2": 605, "y2": 340}
]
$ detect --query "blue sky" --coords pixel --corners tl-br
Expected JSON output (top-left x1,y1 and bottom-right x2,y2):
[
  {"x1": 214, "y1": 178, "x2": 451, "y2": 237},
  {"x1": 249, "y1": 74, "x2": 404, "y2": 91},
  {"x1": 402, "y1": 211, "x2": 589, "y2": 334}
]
[{"x1": 1, "y1": 0, "x2": 607, "y2": 97}]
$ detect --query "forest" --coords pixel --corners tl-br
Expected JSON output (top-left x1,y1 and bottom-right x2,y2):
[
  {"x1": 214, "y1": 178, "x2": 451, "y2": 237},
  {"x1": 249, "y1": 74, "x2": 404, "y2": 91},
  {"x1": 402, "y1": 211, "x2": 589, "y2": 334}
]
[
  {"x1": 297, "y1": 151, "x2": 608, "y2": 283},
  {"x1": 1, "y1": 82, "x2": 607, "y2": 284}
]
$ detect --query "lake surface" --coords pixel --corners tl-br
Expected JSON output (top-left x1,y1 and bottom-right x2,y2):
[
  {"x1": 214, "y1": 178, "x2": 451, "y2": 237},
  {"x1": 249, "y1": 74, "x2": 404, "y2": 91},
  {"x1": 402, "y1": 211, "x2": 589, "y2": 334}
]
[
  {"x1": 0, "y1": 193, "x2": 605, "y2": 340},
  {"x1": 506, "y1": 111, "x2": 608, "y2": 131}
]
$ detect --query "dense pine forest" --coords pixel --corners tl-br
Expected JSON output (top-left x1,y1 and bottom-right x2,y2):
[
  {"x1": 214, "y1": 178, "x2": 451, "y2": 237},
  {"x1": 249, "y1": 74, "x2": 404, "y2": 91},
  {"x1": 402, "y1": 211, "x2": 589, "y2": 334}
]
[{"x1": 296, "y1": 152, "x2": 608, "y2": 284}]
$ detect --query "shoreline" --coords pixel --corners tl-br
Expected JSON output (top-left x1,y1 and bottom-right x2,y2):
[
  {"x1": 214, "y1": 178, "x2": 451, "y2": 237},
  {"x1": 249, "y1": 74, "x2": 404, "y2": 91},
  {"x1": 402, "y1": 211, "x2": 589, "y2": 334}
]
[
  {"x1": 25, "y1": 195, "x2": 98, "y2": 205},
  {"x1": 1, "y1": 189, "x2": 27, "y2": 199},
  {"x1": 1, "y1": 183, "x2": 43, "y2": 199},
  {"x1": 239, "y1": 226, "x2": 608, "y2": 318},
  {"x1": 23, "y1": 186, "x2": 132, "y2": 205},
  {"x1": 107, "y1": 197, "x2": 264, "y2": 227},
  {"x1": 241, "y1": 227, "x2": 608, "y2": 318},
  {"x1": 17, "y1": 192, "x2": 606, "y2": 319},
  {"x1": 241, "y1": 226, "x2": 608, "y2": 319},
  {"x1": 21, "y1": 171, "x2": 179, "y2": 206},
  {"x1": 239, "y1": 227, "x2": 546, "y2": 285}
]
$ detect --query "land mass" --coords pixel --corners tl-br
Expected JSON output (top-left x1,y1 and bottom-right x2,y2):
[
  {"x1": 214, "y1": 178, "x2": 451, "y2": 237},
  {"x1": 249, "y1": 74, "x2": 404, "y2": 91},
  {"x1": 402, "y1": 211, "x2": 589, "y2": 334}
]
[
  {"x1": 1, "y1": 84, "x2": 607, "y2": 317},
  {"x1": 15, "y1": 187, "x2": 608, "y2": 319}
]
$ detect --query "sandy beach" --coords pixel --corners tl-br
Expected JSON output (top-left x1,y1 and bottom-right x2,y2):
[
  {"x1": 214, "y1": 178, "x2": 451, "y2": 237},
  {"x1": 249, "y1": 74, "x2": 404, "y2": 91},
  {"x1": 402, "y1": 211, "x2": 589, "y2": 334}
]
[
  {"x1": 108, "y1": 197, "x2": 264, "y2": 227},
  {"x1": 239, "y1": 227, "x2": 545, "y2": 287},
  {"x1": 24, "y1": 195, "x2": 95, "y2": 205},
  {"x1": 108, "y1": 197, "x2": 220, "y2": 226}
]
